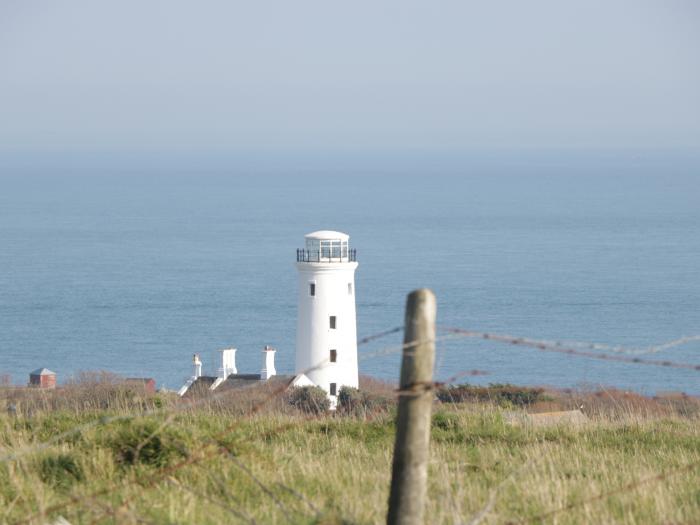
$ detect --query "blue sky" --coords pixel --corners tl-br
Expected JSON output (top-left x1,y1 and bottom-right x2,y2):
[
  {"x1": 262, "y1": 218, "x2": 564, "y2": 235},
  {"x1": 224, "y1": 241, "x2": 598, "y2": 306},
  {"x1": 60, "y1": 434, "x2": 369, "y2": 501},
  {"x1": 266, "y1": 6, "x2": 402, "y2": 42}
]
[{"x1": 1, "y1": 1, "x2": 698, "y2": 160}]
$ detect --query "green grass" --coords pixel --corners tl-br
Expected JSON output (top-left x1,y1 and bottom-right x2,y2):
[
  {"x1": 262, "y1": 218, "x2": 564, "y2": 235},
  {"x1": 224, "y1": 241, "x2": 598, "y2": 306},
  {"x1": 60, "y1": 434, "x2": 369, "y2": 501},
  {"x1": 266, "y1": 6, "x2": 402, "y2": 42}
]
[{"x1": 0, "y1": 387, "x2": 698, "y2": 524}]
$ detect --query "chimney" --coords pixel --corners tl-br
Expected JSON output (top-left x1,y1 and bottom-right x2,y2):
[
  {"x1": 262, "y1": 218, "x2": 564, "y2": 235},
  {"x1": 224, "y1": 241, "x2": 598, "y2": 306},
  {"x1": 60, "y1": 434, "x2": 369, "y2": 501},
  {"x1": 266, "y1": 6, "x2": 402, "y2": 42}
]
[
  {"x1": 193, "y1": 353, "x2": 202, "y2": 378},
  {"x1": 219, "y1": 348, "x2": 238, "y2": 379},
  {"x1": 261, "y1": 345, "x2": 276, "y2": 380}
]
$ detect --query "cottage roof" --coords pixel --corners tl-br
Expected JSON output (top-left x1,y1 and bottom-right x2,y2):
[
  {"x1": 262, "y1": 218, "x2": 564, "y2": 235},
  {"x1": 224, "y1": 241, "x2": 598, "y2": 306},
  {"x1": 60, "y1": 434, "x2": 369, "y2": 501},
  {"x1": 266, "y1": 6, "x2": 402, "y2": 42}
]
[
  {"x1": 180, "y1": 376, "x2": 217, "y2": 398},
  {"x1": 181, "y1": 373, "x2": 300, "y2": 398},
  {"x1": 217, "y1": 374, "x2": 296, "y2": 392}
]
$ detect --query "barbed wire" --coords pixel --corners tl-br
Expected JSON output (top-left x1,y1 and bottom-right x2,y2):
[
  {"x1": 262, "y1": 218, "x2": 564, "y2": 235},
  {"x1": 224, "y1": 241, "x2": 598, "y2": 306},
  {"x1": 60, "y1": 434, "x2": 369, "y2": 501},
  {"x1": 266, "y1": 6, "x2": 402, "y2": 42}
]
[
  {"x1": 15, "y1": 327, "x2": 418, "y2": 525},
  {"x1": 357, "y1": 326, "x2": 402, "y2": 345},
  {"x1": 513, "y1": 459, "x2": 700, "y2": 524},
  {"x1": 4, "y1": 323, "x2": 700, "y2": 524},
  {"x1": 5, "y1": 327, "x2": 408, "y2": 523},
  {"x1": 358, "y1": 326, "x2": 700, "y2": 382},
  {"x1": 359, "y1": 332, "x2": 467, "y2": 360},
  {"x1": 467, "y1": 457, "x2": 535, "y2": 525},
  {"x1": 65, "y1": 412, "x2": 329, "y2": 525},
  {"x1": 0, "y1": 373, "x2": 283, "y2": 465},
  {"x1": 12, "y1": 375, "x2": 302, "y2": 525},
  {"x1": 0, "y1": 326, "x2": 403, "y2": 466},
  {"x1": 471, "y1": 332, "x2": 700, "y2": 357},
  {"x1": 10, "y1": 338, "x2": 386, "y2": 525},
  {"x1": 441, "y1": 327, "x2": 700, "y2": 372},
  {"x1": 4, "y1": 322, "x2": 697, "y2": 470},
  {"x1": 165, "y1": 476, "x2": 257, "y2": 524}
]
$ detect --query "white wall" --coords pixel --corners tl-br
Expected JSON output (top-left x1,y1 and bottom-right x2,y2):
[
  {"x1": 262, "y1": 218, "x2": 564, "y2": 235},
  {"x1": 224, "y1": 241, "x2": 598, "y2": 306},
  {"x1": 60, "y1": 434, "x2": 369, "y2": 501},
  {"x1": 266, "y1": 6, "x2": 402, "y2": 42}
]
[{"x1": 295, "y1": 261, "x2": 359, "y2": 398}]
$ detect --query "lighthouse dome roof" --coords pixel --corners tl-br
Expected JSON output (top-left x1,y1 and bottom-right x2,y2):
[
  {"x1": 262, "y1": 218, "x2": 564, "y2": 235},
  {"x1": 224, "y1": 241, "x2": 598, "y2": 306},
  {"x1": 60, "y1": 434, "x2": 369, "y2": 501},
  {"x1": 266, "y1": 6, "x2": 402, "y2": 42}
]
[{"x1": 304, "y1": 230, "x2": 349, "y2": 241}]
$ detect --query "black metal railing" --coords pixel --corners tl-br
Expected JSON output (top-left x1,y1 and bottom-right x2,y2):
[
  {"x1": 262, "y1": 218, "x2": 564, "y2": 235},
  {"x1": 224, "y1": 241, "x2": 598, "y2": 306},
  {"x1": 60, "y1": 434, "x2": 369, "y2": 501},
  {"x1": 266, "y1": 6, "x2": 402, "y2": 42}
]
[{"x1": 296, "y1": 248, "x2": 357, "y2": 263}]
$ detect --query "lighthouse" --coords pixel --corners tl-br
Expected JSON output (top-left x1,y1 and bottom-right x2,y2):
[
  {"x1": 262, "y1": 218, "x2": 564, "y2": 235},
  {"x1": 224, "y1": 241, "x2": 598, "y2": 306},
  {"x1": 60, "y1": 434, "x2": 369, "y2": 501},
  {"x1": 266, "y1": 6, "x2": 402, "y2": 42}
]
[{"x1": 296, "y1": 230, "x2": 359, "y2": 404}]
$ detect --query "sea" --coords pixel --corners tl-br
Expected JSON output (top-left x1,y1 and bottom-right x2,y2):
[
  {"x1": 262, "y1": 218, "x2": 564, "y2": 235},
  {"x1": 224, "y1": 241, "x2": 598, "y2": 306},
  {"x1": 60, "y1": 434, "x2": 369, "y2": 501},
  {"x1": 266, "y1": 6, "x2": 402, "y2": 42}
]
[{"x1": 1, "y1": 164, "x2": 699, "y2": 394}]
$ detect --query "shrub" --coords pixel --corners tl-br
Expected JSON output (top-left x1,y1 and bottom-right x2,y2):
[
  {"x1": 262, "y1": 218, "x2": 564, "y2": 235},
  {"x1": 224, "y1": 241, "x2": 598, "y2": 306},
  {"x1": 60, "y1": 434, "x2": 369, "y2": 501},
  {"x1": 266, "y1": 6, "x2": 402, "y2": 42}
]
[
  {"x1": 289, "y1": 386, "x2": 330, "y2": 414},
  {"x1": 337, "y1": 386, "x2": 393, "y2": 416},
  {"x1": 338, "y1": 386, "x2": 363, "y2": 412},
  {"x1": 39, "y1": 454, "x2": 83, "y2": 489},
  {"x1": 492, "y1": 384, "x2": 545, "y2": 407},
  {"x1": 437, "y1": 383, "x2": 545, "y2": 407},
  {"x1": 430, "y1": 411, "x2": 469, "y2": 443},
  {"x1": 432, "y1": 411, "x2": 461, "y2": 431},
  {"x1": 109, "y1": 420, "x2": 185, "y2": 468}
]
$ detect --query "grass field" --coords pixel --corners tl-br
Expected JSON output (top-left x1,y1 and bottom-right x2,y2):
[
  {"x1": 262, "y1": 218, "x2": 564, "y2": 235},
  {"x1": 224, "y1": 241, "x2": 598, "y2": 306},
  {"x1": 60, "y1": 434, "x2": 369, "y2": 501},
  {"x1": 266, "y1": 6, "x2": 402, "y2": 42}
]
[{"x1": 0, "y1": 379, "x2": 699, "y2": 524}]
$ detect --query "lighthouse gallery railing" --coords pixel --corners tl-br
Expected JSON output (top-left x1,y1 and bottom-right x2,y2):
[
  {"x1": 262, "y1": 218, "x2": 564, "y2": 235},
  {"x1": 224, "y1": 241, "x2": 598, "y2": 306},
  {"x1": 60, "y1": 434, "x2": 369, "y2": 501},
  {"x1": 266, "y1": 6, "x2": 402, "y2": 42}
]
[{"x1": 296, "y1": 249, "x2": 357, "y2": 263}]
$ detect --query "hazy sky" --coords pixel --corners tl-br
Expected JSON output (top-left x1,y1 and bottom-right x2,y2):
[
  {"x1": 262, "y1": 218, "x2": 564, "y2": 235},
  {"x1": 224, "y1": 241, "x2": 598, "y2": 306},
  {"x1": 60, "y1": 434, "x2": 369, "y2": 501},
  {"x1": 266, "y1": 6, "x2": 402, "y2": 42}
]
[{"x1": 1, "y1": 1, "x2": 699, "y2": 157}]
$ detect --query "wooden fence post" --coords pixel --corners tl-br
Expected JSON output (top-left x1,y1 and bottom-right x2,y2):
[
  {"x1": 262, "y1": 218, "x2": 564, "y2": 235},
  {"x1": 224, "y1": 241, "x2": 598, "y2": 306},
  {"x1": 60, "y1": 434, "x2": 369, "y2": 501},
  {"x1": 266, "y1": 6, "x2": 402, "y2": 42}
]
[{"x1": 387, "y1": 288, "x2": 437, "y2": 525}]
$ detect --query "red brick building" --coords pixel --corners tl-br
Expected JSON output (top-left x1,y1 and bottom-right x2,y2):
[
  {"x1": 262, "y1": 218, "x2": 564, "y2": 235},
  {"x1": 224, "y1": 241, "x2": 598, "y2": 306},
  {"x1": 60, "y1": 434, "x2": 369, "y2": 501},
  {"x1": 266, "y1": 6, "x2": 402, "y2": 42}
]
[
  {"x1": 29, "y1": 368, "x2": 56, "y2": 389},
  {"x1": 124, "y1": 378, "x2": 156, "y2": 394}
]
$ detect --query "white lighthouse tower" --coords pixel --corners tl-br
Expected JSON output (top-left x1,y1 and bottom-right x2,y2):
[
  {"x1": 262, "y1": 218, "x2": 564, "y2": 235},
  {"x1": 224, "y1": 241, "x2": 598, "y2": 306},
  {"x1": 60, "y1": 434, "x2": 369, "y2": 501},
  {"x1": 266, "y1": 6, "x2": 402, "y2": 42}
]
[{"x1": 296, "y1": 230, "x2": 359, "y2": 404}]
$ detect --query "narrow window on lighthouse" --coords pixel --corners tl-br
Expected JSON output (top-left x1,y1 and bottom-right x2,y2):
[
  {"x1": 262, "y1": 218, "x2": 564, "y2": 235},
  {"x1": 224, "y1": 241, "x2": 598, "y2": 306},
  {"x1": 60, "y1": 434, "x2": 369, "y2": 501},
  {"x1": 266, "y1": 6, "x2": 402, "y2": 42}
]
[
  {"x1": 330, "y1": 383, "x2": 337, "y2": 396},
  {"x1": 329, "y1": 316, "x2": 336, "y2": 329},
  {"x1": 309, "y1": 283, "x2": 315, "y2": 296},
  {"x1": 347, "y1": 283, "x2": 353, "y2": 295},
  {"x1": 330, "y1": 349, "x2": 337, "y2": 363}
]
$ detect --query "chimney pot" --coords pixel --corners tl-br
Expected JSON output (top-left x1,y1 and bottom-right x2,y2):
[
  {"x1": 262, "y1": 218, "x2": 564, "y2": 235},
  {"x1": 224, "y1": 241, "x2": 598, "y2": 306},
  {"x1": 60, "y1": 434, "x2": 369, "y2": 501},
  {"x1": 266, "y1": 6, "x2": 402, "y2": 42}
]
[{"x1": 193, "y1": 354, "x2": 202, "y2": 378}]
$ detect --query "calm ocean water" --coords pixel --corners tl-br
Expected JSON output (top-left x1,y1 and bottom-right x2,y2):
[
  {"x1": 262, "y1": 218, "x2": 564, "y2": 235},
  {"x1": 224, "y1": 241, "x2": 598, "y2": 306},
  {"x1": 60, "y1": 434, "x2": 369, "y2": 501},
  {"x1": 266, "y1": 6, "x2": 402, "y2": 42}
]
[{"x1": 1, "y1": 170, "x2": 699, "y2": 394}]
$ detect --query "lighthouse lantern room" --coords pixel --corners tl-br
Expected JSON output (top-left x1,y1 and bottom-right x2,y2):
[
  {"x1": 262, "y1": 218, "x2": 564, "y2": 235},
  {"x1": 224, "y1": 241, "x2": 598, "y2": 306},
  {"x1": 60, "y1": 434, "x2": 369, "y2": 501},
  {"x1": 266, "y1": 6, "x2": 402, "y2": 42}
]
[{"x1": 296, "y1": 230, "x2": 359, "y2": 406}]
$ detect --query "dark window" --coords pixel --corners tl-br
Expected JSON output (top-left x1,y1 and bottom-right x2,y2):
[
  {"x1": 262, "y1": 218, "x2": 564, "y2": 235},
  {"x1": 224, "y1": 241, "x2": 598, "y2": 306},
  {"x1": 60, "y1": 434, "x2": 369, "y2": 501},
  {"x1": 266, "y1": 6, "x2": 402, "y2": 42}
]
[
  {"x1": 348, "y1": 283, "x2": 353, "y2": 295},
  {"x1": 329, "y1": 316, "x2": 336, "y2": 329},
  {"x1": 330, "y1": 383, "x2": 337, "y2": 396},
  {"x1": 330, "y1": 349, "x2": 337, "y2": 363},
  {"x1": 309, "y1": 283, "x2": 315, "y2": 296}
]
